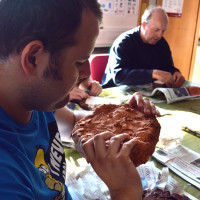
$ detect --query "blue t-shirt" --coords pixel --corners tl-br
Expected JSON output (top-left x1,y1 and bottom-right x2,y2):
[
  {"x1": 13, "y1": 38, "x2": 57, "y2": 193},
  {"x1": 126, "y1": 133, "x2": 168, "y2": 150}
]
[{"x1": 0, "y1": 107, "x2": 72, "y2": 200}]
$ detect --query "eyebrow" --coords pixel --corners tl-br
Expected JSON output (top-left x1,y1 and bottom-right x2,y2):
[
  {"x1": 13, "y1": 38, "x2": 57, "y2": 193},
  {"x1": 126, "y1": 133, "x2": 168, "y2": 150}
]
[{"x1": 78, "y1": 55, "x2": 90, "y2": 61}]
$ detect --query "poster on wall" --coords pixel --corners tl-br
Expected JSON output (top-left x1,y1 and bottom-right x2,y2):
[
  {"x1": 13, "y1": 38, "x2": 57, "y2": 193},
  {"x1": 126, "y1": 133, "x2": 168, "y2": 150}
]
[
  {"x1": 162, "y1": 0, "x2": 184, "y2": 17},
  {"x1": 99, "y1": 0, "x2": 137, "y2": 15},
  {"x1": 96, "y1": 0, "x2": 139, "y2": 47}
]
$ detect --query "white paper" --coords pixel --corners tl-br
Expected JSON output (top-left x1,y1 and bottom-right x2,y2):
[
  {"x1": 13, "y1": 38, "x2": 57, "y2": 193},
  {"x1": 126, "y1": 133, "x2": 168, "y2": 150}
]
[
  {"x1": 162, "y1": 0, "x2": 184, "y2": 15},
  {"x1": 153, "y1": 145, "x2": 200, "y2": 189},
  {"x1": 66, "y1": 158, "x2": 198, "y2": 200}
]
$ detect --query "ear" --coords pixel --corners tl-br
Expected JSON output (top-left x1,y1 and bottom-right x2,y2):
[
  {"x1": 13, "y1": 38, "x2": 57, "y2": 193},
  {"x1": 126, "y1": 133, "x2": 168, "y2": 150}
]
[
  {"x1": 141, "y1": 21, "x2": 147, "y2": 30},
  {"x1": 20, "y1": 40, "x2": 45, "y2": 75}
]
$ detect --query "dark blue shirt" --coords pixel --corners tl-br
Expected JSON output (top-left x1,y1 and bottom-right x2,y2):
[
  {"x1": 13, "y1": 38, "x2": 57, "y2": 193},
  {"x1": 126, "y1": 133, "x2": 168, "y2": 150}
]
[{"x1": 102, "y1": 26, "x2": 179, "y2": 88}]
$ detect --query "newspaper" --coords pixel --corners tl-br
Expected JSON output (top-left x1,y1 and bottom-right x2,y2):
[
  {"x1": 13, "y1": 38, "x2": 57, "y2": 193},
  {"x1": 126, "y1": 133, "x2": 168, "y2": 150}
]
[
  {"x1": 137, "y1": 162, "x2": 197, "y2": 200},
  {"x1": 153, "y1": 145, "x2": 200, "y2": 189},
  {"x1": 66, "y1": 158, "x2": 198, "y2": 200},
  {"x1": 122, "y1": 83, "x2": 200, "y2": 104}
]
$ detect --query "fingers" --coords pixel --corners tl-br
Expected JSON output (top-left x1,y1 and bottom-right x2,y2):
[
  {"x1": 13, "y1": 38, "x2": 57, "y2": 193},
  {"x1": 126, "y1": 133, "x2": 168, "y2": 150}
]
[
  {"x1": 173, "y1": 73, "x2": 185, "y2": 88},
  {"x1": 164, "y1": 76, "x2": 174, "y2": 88},
  {"x1": 142, "y1": 97, "x2": 152, "y2": 114},
  {"x1": 89, "y1": 87, "x2": 101, "y2": 96},
  {"x1": 164, "y1": 77, "x2": 174, "y2": 88},
  {"x1": 82, "y1": 137, "x2": 96, "y2": 163},
  {"x1": 153, "y1": 70, "x2": 175, "y2": 88},
  {"x1": 127, "y1": 92, "x2": 143, "y2": 107},
  {"x1": 144, "y1": 98, "x2": 161, "y2": 116},
  {"x1": 82, "y1": 131, "x2": 114, "y2": 163},
  {"x1": 118, "y1": 138, "x2": 137, "y2": 159},
  {"x1": 127, "y1": 92, "x2": 160, "y2": 116},
  {"x1": 78, "y1": 90, "x2": 90, "y2": 100},
  {"x1": 140, "y1": 97, "x2": 160, "y2": 116},
  {"x1": 83, "y1": 132, "x2": 131, "y2": 164},
  {"x1": 83, "y1": 92, "x2": 90, "y2": 99},
  {"x1": 89, "y1": 81, "x2": 102, "y2": 96},
  {"x1": 70, "y1": 87, "x2": 90, "y2": 101},
  {"x1": 107, "y1": 133, "x2": 130, "y2": 155}
]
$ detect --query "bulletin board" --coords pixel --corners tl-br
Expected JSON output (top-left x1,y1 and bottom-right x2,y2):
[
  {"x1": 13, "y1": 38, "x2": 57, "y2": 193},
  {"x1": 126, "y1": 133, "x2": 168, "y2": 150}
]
[{"x1": 95, "y1": 0, "x2": 140, "y2": 47}]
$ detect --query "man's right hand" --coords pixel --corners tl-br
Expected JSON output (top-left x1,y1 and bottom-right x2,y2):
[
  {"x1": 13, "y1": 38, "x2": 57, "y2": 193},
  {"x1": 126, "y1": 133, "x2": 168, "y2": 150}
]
[
  {"x1": 152, "y1": 69, "x2": 175, "y2": 88},
  {"x1": 82, "y1": 132, "x2": 143, "y2": 200}
]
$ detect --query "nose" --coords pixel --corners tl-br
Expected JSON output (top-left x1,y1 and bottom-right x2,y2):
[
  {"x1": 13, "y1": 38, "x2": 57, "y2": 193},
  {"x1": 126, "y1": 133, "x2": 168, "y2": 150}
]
[
  {"x1": 78, "y1": 60, "x2": 91, "y2": 80},
  {"x1": 156, "y1": 30, "x2": 163, "y2": 39}
]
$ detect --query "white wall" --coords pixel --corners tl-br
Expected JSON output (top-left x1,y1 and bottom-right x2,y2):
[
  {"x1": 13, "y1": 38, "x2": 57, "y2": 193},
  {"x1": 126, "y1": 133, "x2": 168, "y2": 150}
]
[
  {"x1": 192, "y1": 46, "x2": 200, "y2": 84},
  {"x1": 96, "y1": 0, "x2": 140, "y2": 47}
]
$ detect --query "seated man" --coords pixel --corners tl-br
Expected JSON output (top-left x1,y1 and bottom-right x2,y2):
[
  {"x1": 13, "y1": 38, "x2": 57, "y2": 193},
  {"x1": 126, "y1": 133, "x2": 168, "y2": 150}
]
[{"x1": 101, "y1": 6, "x2": 185, "y2": 88}]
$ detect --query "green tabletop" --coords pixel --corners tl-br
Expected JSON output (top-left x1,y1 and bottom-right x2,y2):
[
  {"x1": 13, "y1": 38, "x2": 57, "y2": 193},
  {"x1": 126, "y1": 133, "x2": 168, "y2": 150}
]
[
  {"x1": 64, "y1": 84, "x2": 200, "y2": 199},
  {"x1": 155, "y1": 99, "x2": 200, "y2": 115}
]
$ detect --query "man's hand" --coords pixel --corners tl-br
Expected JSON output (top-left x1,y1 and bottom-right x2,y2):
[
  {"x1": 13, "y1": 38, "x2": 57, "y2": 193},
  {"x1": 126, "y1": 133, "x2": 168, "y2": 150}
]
[
  {"x1": 69, "y1": 86, "x2": 90, "y2": 101},
  {"x1": 79, "y1": 79, "x2": 102, "y2": 96},
  {"x1": 82, "y1": 132, "x2": 143, "y2": 200},
  {"x1": 88, "y1": 80, "x2": 102, "y2": 96},
  {"x1": 152, "y1": 69, "x2": 175, "y2": 87},
  {"x1": 152, "y1": 69, "x2": 185, "y2": 88},
  {"x1": 172, "y1": 71, "x2": 185, "y2": 88},
  {"x1": 127, "y1": 92, "x2": 160, "y2": 116}
]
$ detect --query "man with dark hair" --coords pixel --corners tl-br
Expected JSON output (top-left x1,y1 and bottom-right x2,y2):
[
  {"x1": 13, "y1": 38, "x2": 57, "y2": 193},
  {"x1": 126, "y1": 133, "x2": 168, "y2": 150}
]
[
  {"x1": 0, "y1": 0, "x2": 159, "y2": 199},
  {"x1": 102, "y1": 6, "x2": 185, "y2": 89}
]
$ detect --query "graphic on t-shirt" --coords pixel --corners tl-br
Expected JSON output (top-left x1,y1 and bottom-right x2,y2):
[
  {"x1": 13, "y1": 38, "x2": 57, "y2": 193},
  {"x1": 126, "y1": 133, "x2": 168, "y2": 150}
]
[{"x1": 34, "y1": 121, "x2": 66, "y2": 200}]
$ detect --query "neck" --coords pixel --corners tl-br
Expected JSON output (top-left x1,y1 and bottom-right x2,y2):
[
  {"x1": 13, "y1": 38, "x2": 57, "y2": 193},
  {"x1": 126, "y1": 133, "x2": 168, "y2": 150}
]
[
  {"x1": 139, "y1": 28, "x2": 146, "y2": 43},
  {"x1": 0, "y1": 57, "x2": 33, "y2": 124},
  {"x1": 0, "y1": 95, "x2": 32, "y2": 125}
]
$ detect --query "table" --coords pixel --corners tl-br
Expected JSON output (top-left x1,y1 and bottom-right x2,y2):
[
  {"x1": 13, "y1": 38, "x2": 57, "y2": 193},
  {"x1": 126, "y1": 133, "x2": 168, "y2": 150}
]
[
  {"x1": 64, "y1": 84, "x2": 200, "y2": 199},
  {"x1": 153, "y1": 101, "x2": 200, "y2": 200}
]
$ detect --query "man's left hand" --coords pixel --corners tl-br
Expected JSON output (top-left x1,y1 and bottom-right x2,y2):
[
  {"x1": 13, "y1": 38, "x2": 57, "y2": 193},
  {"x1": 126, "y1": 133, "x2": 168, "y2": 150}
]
[{"x1": 173, "y1": 72, "x2": 185, "y2": 88}]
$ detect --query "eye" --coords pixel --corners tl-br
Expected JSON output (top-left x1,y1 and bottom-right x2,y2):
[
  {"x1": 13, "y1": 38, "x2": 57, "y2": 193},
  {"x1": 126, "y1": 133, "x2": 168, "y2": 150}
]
[
  {"x1": 76, "y1": 62, "x2": 83, "y2": 66},
  {"x1": 154, "y1": 28, "x2": 160, "y2": 32},
  {"x1": 76, "y1": 59, "x2": 89, "y2": 68}
]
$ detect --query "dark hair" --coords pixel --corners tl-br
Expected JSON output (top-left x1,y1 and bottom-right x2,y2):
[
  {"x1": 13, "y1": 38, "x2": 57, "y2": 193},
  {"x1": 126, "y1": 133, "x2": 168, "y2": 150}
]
[{"x1": 0, "y1": 0, "x2": 102, "y2": 60}]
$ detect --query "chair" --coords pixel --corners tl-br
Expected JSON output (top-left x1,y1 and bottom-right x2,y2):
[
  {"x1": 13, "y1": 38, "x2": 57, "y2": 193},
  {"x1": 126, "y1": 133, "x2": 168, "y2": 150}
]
[{"x1": 90, "y1": 54, "x2": 109, "y2": 84}]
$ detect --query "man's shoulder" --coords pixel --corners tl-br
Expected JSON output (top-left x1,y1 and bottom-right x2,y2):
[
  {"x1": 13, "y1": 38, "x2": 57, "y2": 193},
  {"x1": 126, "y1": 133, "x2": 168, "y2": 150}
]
[
  {"x1": 113, "y1": 26, "x2": 140, "y2": 46},
  {"x1": 120, "y1": 26, "x2": 140, "y2": 38}
]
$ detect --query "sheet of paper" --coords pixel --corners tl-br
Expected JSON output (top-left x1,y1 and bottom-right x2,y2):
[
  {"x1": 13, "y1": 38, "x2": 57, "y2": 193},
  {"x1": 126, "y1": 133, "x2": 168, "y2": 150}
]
[{"x1": 162, "y1": 0, "x2": 184, "y2": 17}]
